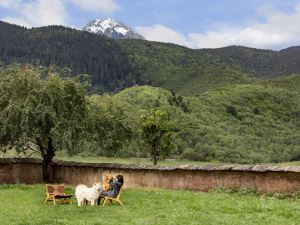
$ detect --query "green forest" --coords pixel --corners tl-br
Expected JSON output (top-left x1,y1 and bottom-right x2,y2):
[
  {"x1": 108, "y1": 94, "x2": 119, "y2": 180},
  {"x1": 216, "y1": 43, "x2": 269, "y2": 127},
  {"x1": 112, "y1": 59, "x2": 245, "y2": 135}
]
[
  {"x1": 1, "y1": 65, "x2": 299, "y2": 165},
  {"x1": 0, "y1": 21, "x2": 300, "y2": 165}
]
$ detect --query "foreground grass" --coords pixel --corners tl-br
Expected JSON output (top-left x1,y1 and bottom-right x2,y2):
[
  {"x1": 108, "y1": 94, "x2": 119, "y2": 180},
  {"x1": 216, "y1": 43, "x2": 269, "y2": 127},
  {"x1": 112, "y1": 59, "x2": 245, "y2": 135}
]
[{"x1": 0, "y1": 185, "x2": 300, "y2": 225}]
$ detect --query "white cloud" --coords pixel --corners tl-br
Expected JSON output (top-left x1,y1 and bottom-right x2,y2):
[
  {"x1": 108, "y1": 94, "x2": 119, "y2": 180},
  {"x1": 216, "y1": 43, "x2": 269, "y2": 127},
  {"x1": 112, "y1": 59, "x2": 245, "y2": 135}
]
[
  {"x1": 3, "y1": 16, "x2": 32, "y2": 27},
  {"x1": 136, "y1": 24, "x2": 192, "y2": 47},
  {"x1": 0, "y1": 0, "x2": 121, "y2": 28},
  {"x1": 0, "y1": 0, "x2": 21, "y2": 8},
  {"x1": 68, "y1": 0, "x2": 121, "y2": 13},
  {"x1": 137, "y1": 2, "x2": 300, "y2": 50},
  {"x1": 0, "y1": 0, "x2": 68, "y2": 27}
]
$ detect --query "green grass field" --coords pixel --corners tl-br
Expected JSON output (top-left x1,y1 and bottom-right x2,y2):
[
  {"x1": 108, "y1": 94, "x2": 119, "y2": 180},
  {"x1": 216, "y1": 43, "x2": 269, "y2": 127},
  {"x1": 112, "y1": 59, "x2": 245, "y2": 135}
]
[
  {"x1": 55, "y1": 155, "x2": 300, "y2": 167},
  {"x1": 0, "y1": 185, "x2": 300, "y2": 225},
  {"x1": 3, "y1": 149, "x2": 300, "y2": 167},
  {"x1": 1, "y1": 150, "x2": 221, "y2": 166}
]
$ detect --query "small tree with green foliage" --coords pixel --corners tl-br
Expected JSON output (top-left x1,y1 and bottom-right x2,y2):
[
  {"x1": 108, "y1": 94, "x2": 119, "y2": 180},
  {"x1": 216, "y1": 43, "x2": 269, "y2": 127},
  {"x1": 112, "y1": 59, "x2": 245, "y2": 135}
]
[
  {"x1": 85, "y1": 94, "x2": 132, "y2": 156},
  {"x1": 0, "y1": 67, "x2": 88, "y2": 182},
  {"x1": 141, "y1": 110, "x2": 173, "y2": 165}
]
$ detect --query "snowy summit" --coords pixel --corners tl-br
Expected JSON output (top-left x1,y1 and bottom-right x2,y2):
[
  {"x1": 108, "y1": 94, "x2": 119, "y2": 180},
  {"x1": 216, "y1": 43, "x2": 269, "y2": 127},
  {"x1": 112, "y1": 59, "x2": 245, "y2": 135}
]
[{"x1": 83, "y1": 18, "x2": 144, "y2": 40}]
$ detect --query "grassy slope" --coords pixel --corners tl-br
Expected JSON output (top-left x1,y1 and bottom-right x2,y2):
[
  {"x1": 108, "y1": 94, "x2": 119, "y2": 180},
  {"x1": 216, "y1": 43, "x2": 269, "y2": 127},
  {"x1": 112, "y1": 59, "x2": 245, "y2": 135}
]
[{"x1": 1, "y1": 184, "x2": 300, "y2": 225}]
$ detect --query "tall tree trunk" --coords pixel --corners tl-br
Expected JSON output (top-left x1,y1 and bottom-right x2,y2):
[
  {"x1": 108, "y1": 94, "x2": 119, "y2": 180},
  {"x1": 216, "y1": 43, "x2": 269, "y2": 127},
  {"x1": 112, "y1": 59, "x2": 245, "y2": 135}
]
[
  {"x1": 36, "y1": 137, "x2": 55, "y2": 183},
  {"x1": 42, "y1": 158, "x2": 52, "y2": 183}
]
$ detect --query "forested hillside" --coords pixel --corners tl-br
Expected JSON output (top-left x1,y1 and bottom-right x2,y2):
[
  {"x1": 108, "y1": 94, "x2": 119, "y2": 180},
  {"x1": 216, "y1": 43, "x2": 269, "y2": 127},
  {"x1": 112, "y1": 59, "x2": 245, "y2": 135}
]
[
  {"x1": 120, "y1": 40, "x2": 300, "y2": 94},
  {"x1": 1, "y1": 65, "x2": 299, "y2": 164},
  {"x1": 0, "y1": 21, "x2": 143, "y2": 93},
  {"x1": 204, "y1": 46, "x2": 300, "y2": 77},
  {"x1": 110, "y1": 80, "x2": 300, "y2": 163},
  {"x1": 2, "y1": 21, "x2": 300, "y2": 95},
  {"x1": 119, "y1": 40, "x2": 254, "y2": 95}
]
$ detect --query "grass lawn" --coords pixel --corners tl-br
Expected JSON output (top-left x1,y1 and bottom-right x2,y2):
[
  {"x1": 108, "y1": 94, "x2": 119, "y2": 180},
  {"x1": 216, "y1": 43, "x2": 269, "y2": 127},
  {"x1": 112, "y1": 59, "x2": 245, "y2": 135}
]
[
  {"x1": 56, "y1": 155, "x2": 300, "y2": 167},
  {"x1": 0, "y1": 185, "x2": 300, "y2": 225},
  {"x1": 1, "y1": 150, "x2": 225, "y2": 166},
  {"x1": 3, "y1": 150, "x2": 300, "y2": 167}
]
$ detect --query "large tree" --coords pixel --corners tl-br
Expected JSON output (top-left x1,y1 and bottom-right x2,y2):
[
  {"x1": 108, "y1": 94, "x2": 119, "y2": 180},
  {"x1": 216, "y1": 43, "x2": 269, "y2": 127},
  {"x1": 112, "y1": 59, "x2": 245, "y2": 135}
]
[
  {"x1": 141, "y1": 109, "x2": 174, "y2": 165},
  {"x1": 0, "y1": 67, "x2": 88, "y2": 182}
]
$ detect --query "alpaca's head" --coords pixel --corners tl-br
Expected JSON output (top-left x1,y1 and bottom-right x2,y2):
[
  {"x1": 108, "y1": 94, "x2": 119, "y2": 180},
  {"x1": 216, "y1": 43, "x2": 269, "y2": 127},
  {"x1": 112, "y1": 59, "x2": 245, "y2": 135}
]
[{"x1": 93, "y1": 183, "x2": 102, "y2": 192}]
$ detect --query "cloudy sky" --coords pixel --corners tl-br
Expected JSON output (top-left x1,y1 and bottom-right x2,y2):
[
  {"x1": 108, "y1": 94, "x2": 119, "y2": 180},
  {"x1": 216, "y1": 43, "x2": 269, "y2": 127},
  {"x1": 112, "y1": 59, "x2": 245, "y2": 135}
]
[{"x1": 1, "y1": 0, "x2": 300, "y2": 50}]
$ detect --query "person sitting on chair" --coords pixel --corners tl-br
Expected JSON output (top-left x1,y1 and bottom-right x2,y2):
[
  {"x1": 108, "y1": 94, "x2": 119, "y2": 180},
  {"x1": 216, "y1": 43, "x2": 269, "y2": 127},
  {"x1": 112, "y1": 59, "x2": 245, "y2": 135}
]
[{"x1": 98, "y1": 174, "x2": 124, "y2": 205}]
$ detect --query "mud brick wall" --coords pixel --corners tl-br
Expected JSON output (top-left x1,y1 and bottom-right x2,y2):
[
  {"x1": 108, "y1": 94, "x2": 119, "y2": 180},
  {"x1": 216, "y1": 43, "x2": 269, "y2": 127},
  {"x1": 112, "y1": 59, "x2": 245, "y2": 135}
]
[{"x1": 1, "y1": 158, "x2": 300, "y2": 193}]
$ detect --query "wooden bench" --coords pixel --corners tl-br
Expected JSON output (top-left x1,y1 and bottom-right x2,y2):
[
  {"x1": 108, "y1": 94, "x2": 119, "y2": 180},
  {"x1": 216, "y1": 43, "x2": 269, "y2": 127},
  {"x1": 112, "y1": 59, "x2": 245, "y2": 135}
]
[
  {"x1": 44, "y1": 184, "x2": 73, "y2": 205},
  {"x1": 102, "y1": 189, "x2": 124, "y2": 207}
]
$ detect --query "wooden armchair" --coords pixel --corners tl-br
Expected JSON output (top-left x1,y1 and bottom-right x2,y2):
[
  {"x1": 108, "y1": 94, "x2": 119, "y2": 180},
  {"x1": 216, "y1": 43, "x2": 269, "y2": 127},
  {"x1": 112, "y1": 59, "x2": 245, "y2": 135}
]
[
  {"x1": 102, "y1": 189, "x2": 124, "y2": 207},
  {"x1": 44, "y1": 184, "x2": 73, "y2": 205}
]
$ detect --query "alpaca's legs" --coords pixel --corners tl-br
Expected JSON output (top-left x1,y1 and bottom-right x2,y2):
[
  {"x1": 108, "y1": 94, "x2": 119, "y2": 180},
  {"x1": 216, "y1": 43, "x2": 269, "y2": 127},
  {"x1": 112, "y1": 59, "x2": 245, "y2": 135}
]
[
  {"x1": 77, "y1": 198, "x2": 83, "y2": 206},
  {"x1": 90, "y1": 199, "x2": 95, "y2": 206}
]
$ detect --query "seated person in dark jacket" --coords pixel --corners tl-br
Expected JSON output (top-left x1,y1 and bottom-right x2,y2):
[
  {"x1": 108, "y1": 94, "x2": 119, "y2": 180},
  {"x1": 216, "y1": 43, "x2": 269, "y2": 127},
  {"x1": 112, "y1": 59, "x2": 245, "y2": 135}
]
[{"x1": 98, "y1": 175, "x2": 124, "y2": 205}]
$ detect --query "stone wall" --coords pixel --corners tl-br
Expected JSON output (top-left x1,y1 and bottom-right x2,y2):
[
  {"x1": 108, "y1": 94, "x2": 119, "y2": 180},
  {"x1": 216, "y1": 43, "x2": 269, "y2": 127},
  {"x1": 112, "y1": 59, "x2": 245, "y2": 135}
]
[{"x1": 1, "y1": 158, "x2": 300, "y2": 193}]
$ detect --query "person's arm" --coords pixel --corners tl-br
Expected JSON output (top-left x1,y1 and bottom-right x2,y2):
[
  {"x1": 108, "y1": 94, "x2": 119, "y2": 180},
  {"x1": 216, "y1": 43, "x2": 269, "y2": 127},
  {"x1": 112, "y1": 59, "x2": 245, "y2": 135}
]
[
  {"x1": 108, "y1": 178, "x2": 116, "y2": 188},
  {"x1": 109, "y1": 179, "x2": 112, "y2": 184}
]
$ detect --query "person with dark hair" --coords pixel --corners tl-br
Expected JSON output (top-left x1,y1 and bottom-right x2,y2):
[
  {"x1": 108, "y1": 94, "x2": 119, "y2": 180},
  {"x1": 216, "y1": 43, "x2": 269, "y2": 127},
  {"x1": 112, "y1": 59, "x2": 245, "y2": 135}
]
[{"x1": 98, "y1": 175, "x2": 124, "y2": 205}]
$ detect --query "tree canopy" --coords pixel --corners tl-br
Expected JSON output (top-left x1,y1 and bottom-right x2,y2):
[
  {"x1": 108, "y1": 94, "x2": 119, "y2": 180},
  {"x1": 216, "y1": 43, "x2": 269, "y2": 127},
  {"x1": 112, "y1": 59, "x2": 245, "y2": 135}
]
[{"x1": 0, "y1": 67, "x2": 88, "y2": 181}]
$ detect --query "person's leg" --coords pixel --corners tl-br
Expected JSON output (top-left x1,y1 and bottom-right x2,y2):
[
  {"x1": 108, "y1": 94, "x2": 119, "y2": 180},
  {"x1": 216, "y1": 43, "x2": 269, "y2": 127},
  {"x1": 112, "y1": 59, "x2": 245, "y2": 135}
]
[
  {"x1": 98, "y1": 191, "x2": 109, "y2": 205},
  {"x1": 101, "y1": 191, "x2": 109, "y2": 196},
  {"x1": 106, "y1": 192, "x2": 115, "y2": 197}
]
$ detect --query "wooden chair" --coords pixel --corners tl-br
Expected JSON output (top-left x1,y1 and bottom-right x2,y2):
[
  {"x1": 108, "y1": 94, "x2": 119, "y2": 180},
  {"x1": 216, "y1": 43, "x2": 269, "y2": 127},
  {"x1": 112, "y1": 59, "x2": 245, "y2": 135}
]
[
  {"x1": 102, "y1": 189, "x2": 124, "y2": 207},
  {"x1": 44, "y1": 184, "x2": 73, "y2": 205}
]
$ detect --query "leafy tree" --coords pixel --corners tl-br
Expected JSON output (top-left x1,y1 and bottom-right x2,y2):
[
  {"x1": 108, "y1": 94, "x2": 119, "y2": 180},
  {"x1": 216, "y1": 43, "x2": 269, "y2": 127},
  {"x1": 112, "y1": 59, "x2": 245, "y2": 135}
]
[
  {"x1": 84, "y1": 94, "x2": 132, "y2": 157},
  {"x1": 141, "y1": 109, "x2": 174, "y2": 165},
  {"x1": 0, "y1": 67, "x2": 88, "y2": 182}
]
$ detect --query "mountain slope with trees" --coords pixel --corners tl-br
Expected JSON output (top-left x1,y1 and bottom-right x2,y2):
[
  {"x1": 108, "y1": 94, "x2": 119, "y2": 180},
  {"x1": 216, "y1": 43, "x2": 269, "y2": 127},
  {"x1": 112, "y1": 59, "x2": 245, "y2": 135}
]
[
  {"x1": 1, "y1": 65, "x2": 299, "y2": 164},
  {"x1": 204, "y1": 45, "x2": 300, "y2": 78},
  {"x1": 2, "y1": 21, "x2": 300, "y2": 95},
  {"x1": 0, "y1": 21, "x2": 143, "y2": 93},
  {"x1": 107, "y1": 77, "x2": 300, "y2": 163}
]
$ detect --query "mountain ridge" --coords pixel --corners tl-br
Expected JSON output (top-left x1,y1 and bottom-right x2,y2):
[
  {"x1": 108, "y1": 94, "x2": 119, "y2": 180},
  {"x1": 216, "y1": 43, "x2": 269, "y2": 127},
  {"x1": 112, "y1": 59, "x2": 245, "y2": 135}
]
[{"x1": 1, "y1": 21, "x2": 300, "y2": 95}]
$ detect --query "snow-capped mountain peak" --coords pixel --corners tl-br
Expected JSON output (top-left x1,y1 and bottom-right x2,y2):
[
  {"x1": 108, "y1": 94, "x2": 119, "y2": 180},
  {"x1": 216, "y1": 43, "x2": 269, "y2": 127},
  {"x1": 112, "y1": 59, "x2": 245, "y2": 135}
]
[{"x1": 83, "y1": 18, "x2": 144, "y2": 40}]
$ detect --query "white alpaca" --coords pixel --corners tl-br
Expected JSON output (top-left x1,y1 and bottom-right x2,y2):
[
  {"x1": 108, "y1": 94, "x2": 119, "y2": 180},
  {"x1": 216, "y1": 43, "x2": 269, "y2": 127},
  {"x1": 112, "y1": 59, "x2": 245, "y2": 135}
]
[{"x1": 75, "y1": 183, "x2": 102, "y2": 206}]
